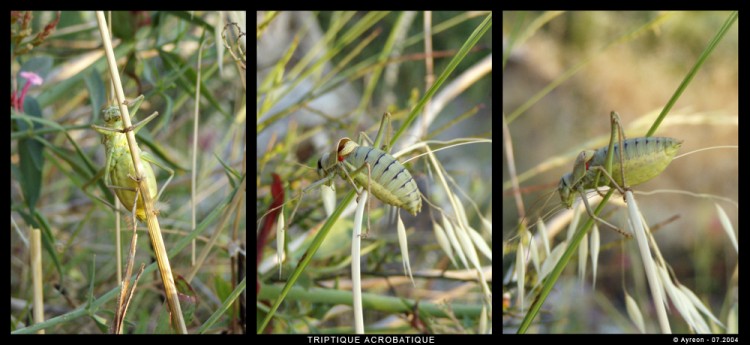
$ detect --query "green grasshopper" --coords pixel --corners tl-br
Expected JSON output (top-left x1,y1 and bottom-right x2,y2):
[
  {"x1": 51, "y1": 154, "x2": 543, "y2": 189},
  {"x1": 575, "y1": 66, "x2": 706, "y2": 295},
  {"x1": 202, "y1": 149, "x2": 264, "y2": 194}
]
[
  {"x1": 316, "y1": 137, "x2": 422, "y2": 216},
  {"x1": 91, "y1": 95, "x2": 174, "y2": 222},
  {"x1": 556, "y1": 112, "x2": 683, "y2": 236},
  {"x1": 283, "y1": 112, "x2": 422, "y2": 234}
]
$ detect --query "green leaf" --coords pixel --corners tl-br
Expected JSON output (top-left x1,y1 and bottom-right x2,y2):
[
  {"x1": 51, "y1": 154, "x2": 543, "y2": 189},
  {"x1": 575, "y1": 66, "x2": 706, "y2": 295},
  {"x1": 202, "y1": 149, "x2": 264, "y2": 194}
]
[{"x1": 16, "y1": 97, "x2": 44, "y2": 213}]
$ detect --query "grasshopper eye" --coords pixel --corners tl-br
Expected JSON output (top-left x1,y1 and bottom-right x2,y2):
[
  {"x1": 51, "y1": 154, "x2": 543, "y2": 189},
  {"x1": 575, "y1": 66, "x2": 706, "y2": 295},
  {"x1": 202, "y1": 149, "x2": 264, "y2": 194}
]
[
  {"x1": 317, "y1": 153, "x2": 331, "y2": 178},
  {"x1": 316, "y1": 158, "x2": 324, "y2": 177}
]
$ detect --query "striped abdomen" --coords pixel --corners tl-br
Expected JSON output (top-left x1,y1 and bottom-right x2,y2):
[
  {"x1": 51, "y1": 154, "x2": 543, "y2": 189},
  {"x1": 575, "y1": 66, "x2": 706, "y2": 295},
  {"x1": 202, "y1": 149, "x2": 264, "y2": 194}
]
[{"x1": 585, "y1": 137, "x2": 683, "y2": 189}]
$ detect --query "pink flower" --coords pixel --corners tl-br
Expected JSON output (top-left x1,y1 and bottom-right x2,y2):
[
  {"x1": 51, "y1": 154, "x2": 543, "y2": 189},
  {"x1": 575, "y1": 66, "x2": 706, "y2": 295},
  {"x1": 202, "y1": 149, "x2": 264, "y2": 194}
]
[{"x1": 14, "y1": 71, "x2": 43, "y2": 112}]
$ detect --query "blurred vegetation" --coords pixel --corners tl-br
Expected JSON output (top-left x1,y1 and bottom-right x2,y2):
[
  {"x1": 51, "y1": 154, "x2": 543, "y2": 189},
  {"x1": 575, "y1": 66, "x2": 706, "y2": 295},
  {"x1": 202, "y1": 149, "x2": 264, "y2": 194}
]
[
  {"x1": 257, "y1": 11, "x2": 492, "y2": 334},
  {"x1": 11, "y1": 11, "x2": 246, "y2": 333},
  {"x1": 503, "y1": 11, "x2": 737, "y2": 333}
]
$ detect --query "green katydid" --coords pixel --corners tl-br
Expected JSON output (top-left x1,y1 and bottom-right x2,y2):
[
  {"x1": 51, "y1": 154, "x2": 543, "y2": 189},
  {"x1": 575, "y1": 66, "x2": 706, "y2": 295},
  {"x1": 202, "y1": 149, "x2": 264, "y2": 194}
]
[
  {"x1": 556, "y1": 111, "x2": 683, "y2": 236},
  {"x1": 91, "y1": 95, "x2": 174, "y2": 222},
  {"x1": 316, "y1": 137, "x2": 422, "y2": 215},
  {"x1": 283, "y1": 112, "x2": 422, "y2": 235}
]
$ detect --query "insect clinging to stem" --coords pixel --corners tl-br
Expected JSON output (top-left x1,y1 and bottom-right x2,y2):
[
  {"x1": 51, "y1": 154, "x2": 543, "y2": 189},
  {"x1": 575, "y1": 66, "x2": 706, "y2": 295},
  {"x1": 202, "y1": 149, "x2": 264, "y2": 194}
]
[
  {"x1": 555, "y1": 111, "x2": 683, "y2": 236},
  {"x1": 282, "y1": 112, "x2": 423, "y2": 234},
  {"x1": 316, "y1": 137, "x2": 422, "y2": 216},
  {"x1": 91, "y1": 95, "x2": 174, "y2": 223}
]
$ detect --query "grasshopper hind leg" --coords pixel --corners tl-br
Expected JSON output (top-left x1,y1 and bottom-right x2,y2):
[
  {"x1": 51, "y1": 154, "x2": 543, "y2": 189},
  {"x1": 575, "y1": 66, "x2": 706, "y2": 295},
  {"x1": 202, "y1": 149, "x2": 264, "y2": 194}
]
[{"x1": 577, "y1": 187, "x2": 632, "y2": 238}]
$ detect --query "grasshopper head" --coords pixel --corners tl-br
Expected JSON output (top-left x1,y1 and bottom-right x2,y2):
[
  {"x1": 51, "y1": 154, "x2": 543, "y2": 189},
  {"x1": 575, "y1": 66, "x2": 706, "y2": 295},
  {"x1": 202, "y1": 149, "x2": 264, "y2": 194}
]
[
  {"x1": 558, "y1": 173, "x2": 575, "y2": 209},
  {"x1": 101, "y1": 105, "x2": 122, "y2": 125},
  {"x1": 317, "y1": 152, "x2": 338, "y2": 179}
]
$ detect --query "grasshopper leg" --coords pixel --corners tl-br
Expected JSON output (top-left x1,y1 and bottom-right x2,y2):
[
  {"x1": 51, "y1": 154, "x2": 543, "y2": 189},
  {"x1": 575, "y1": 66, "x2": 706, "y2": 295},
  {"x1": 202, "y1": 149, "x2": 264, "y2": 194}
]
[
  {"x1": 129, "y1": 111, "x2": 159, "y2": 134},
  {"x1": 363, "y1": 161, "x2": 373, "y2": 238},
  {"x1": 338, "y1": 158, "x2": 375, "y2": 238},
  {"x1": 122, "y1": 95, "x2": 144, "y2": 110},
  {"x1": 577, "y1": 185, "x2": 632, "y2": 238},
  {"x1": 588, "y1": 166, "x2": 627, "y2": 195},
  {"x1": 130, "y1": 176, "x2": 141, "y2": 228},
  {"x1": 592, "y1": 111, "x2": 629, "y2": 198},
  {"x1": 358, "y1": 112, "x2": 393, "y2": 152}
]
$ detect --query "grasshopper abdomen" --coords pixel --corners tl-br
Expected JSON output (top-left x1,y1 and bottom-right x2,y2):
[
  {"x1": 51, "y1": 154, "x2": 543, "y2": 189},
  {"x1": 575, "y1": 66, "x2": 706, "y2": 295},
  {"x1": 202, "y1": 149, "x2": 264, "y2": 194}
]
[{"x1": 587, "y1": 137, "x2": 683, "y2": 189}]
